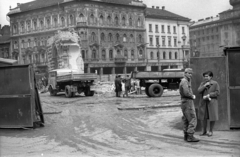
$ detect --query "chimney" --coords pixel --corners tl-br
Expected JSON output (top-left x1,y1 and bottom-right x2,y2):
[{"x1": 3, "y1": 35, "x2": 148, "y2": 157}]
[
  {"x1": 152, "y1": 6, "x2": 154, "y2": 9},
  {"x1": 162, "y1": 6, "x2": 165, "y2": 10},
  {"x1": 156, "y1": 6, "x2": 159, "y2": 9}
]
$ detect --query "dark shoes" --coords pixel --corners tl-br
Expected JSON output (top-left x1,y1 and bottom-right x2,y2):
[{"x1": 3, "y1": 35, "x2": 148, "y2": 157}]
[
  {"x1": 187, "y1": 134, "x2": 200, "y2": 142},
  {"x1": 184, "y1": 132, "x2": 188, "y2": 141}
]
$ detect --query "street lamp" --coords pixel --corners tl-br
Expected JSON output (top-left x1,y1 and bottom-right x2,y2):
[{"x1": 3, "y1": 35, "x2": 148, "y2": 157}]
[{"x1": 156, "y1": 44, "x2": 160, "y2": 71}]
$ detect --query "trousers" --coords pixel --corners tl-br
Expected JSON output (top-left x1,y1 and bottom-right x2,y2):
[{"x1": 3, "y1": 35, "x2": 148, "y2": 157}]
[{"x1": 181, "y1": 99, "x2": 197, "y2": 134}]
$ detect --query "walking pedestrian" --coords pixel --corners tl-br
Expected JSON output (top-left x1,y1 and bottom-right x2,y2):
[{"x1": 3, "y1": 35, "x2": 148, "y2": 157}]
[
  {"x1": 179, "y1": 68, "x2": 199, "y2": 142},
  {"x1": 198, "y1": 71, "x2": 220, "y2": 137}
]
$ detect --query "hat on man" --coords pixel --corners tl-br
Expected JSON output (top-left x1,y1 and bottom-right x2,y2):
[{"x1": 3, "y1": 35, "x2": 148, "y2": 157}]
[{"x1": 184, "y1": 68, "x2": 193, "y2": 73}]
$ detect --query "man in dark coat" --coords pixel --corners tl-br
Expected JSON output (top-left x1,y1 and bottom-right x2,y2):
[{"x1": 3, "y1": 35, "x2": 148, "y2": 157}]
[
  {"x1": 115, "y1": 75, "x2": 122, "y2": 97},
  {"x1": 179, "y1": 68, "x2": 199, "y2": 142}
]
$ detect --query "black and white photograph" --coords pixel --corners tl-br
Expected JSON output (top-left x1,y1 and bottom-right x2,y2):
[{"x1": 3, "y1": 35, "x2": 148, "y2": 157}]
[{"x1": 0, "y1": 0, "x2": 240, "y2": 156}]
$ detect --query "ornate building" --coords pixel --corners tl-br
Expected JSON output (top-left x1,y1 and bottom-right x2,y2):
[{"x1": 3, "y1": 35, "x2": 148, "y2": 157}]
[
  {"x1": 7, "y1": 0, "x2": 146, "y2": 74},
  {"x1": 0, "y1": 25, "x2": 11, "y2": 59},
  {"x1": 190, "y1": 0, "x2": 240, "y2": 57},
  {"x1": 145, "y1": 6, "x2": 191, "y2": 71}
]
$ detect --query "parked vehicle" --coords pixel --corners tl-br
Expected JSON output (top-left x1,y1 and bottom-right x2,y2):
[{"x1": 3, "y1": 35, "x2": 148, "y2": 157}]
[
  {"x1": 47, "y1": 29, "x2": 97, "y2": 97},
  {"x1": 131, "y1": 69, "x2": 184, "y2": 97}
]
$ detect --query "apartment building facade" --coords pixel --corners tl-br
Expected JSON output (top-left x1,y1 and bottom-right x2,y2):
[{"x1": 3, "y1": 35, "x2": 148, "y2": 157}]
[{"x1": 145, "y1": 6, "x2": 191, "y2": 71}]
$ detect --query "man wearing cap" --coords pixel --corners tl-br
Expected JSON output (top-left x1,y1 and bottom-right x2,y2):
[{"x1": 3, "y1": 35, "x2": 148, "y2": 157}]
[{"x1": 179, "y1": 68, "x2": 199, "y2": 142}]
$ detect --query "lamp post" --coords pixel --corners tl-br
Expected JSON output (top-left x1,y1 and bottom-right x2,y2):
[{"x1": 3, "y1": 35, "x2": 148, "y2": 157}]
[{"x1": 157, "y1": 44, "x2": 160, "y2": 71}]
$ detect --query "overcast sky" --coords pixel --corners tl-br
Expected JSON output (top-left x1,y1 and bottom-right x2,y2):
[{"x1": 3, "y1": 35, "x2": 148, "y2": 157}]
[{"x1": 0, "y1": 0, "x2": 232, "y2": 26}]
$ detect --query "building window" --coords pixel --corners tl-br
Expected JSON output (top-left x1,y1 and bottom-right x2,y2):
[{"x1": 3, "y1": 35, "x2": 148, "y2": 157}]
[
  {"x1": 46, "y1": 18, "x2": 51, "y2": 28},
  {"x1": 163, "y1": 51, "x2": 166, "y2": 59},
  {"x1": 162, "y1": 25, "x2": 165, "y2": 33},
  {"x1": 109, "y1": 49, "x2": 113, "y2": 59},
  {"x1": 129, "y1": 17, "x2": 133, "y2": 26},
  {"x1": 116, "y1": 33, "x2": 120, "y2": 42},
  {"x1": 102, "y1": 50, "x2": 106, "y2": 60},
  {"x1": 130, "y1": 34, "x2": 134, "y2": 43},
  {"x1": 150, "y1": 51, "x2": 154, "y2": 59},
  {"x1": 124, "y1": 49, "x2": 128, "y2": 59},
  {"x1": 122, "y1": 16, "x2": 126, "y2": 26},
  {"x1": 169, "y1": 52, "x2": 172, "y2": 59},
  {"x1": 168, "y1": 26, "x2": 170, "y2": 33},
  {"x1": 182, "y1": 26, "x2": 185, "y2": 34},
  {"x1": 173, "y1": 26, "x2": 176, "y2": 34},
  {"x1": 175, "y1": 52, "x2": 178, "y2": 59},
  {"x1": 91, "y1": 32, "x2": 96, "y2": 42},
  {"x1": 174, "y1": 38, "x2": 177, "y2": 46},
  {"x1": 61, "y1": 17, "x2": 65, "y2": 26},
  {"x1": 138, "y1": 34, "x2": 142, "y2": 43},
  {"x1": 21, "y1": 23, "x2": 24, "y2": 33},
  {"x1": 41, "y1": 53, "x2": 45, "y2": 62},
  {"x1": 90, "y1": 14, "x2": 94, "y2": 24},
  {"x1": 115, "y1": 16, "x2": 119, "y2": 26},
  {"x1": 149, "y1": 36, "x2": 153, "y2": 46},
  {"x1": 157, "y1": 51, "x2": 160, "y2": 59},
  {"x1": 137, "y1": 17, "x2": 141, "y2": 27},
  {"x1": 156, "y1": 36, "x2": 159, "y2": 46},
  {"x1": 168, "y1": 37, "x2": 171, "y2": 46},
  {"x1": 123, "y1": 34, "x2": 127, "y2": 42},
  {"x1": 101, "y1": 33, "x2": 105, "y2": 42},
  {"x1": 131, "y1": 50, "x2": 134, "y2": 60},
  {"x1": 28, "y1": 39, "x2": 31, "y2": 47},
  {"x1": 53, "y1": 18, "x2": 58, "y2": 27},
  {"x1": 92, "y1": 49, "x2": 96, "y2": 59},
  {"x1": 21, "y1": 40, "x2": 25, "y2": 48},
  {"x1": 27, "y1": 21, "x2": 31, "y2": 32},
  {"x1": 13, "y1": 24, "x2": 17, "y2": 34},
  {"x1": 108, "y1": 33, "x2": 113, "y2": 42},
  {"x1": 162, "y1": 37, "x2": 165, "y2": 46},
  {"x1": 155, "y1": 25, "x2": 159, "y2": 33},
  {"x1": 69, "y1": 15, "x2": 74, "y2": 25},
  {"x1": 40, "y1": 20, "x2": 44, "y2": 29},
  {"x1": 107, "y1": 15, "x2": 111, "y2": 25},
  {"x1": 99, "y1": 15, "x2": 104, "y2": 25},
  {"x1": 139, "y1": 49, "x2": 143, "y2": 58},
  {"x1": 149, "y1": 24, "x2": 152, "y2": 32}
]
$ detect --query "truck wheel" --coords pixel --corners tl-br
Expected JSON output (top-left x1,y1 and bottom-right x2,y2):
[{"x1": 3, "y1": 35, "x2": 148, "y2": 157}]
[
  {"x1": 145, "y1": 86, "x2": 151, "y2": 97},
  {"x1": 49, "y1": 86, "x2": 57, "y2": 96},
  {"x1": 89, "y1": 91, "x2": 94, "y2": 96},
  {"x1": 65, "y1": 85, "x2": 73, "y2": 98},
  {"x1": 148, "y1": 84, "x2": 163, "y2": 97}
]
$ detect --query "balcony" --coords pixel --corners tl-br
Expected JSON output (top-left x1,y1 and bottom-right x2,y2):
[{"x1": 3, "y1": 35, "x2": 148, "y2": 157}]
[
  {"x1": 114, "y1": 54, "x2": 127, "y2": 63},
  {"x1": 77, "y1": 22, "x2": 87, "y2": 27}
]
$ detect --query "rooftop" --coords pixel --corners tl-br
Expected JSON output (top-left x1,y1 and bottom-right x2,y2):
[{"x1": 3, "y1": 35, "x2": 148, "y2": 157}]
[
  {"x1": 146, "y1": 7, "x2": 190, "y2": 22},
  {"x1": 190, "y1": 16, "x2": 220, "y2": 27},
  {"x1": 8, "y1": 0, "x2": 145, "y2": 15}
]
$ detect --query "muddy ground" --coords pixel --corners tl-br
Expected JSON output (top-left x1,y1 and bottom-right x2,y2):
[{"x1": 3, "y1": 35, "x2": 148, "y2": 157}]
[{"x1": 0, "y1": 87, "x2": 240, "y2": 157}]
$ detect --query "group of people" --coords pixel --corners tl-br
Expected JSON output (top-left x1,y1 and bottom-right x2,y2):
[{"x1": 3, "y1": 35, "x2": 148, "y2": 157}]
[
  {"x1": 114, "y1": 75, "x2": 141, "y2": 97},
  {"x1": 179, "y1": 68, "x2": 220, "y2": 142}
]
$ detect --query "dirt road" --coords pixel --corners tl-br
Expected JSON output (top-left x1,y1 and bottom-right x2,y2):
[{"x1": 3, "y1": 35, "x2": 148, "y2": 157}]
[{"x1": 0, "y1": 90, "x2": 239, "y2": 157}]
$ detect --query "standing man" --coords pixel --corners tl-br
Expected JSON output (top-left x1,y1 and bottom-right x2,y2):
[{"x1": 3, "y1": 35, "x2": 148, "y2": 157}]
[
  {"x1": 179, "y1": 68, "x2": 199, "y2": 142},
  {"x1": 115, "y1": 75, "x2": 122, "y2": 97}
]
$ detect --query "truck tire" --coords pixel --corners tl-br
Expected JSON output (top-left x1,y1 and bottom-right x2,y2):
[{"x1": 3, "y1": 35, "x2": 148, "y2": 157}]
[
  {"x1": 49, "y1": 86, "x2": 57, "y2": 96},
  {"x1": 148, "y1": 84, "x2": 163, "y2": 97},
  {"x1": 145, "y1": 86, "x2": 151, "y2": 97},
  {"x1": 65, "y1": 85, "x2": 73, "y2": 98}
]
